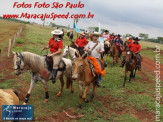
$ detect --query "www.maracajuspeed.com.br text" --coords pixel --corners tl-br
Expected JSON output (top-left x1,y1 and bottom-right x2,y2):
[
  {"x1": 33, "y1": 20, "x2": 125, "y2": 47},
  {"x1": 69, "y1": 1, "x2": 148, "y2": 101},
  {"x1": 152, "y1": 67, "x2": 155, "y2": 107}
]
[{"x1": 2, "y1": 12, "x2": 94, "y2": 20}]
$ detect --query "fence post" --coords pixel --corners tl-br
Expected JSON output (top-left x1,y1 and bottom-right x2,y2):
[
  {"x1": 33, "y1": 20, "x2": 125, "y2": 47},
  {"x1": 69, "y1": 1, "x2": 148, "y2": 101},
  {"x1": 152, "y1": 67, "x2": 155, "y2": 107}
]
[
  {"x1": 8, "y1": 39, "x2": 12, "y2": 57},
  {"x1": 12, "y1": 34, "x2": 16, "y2": 47}
]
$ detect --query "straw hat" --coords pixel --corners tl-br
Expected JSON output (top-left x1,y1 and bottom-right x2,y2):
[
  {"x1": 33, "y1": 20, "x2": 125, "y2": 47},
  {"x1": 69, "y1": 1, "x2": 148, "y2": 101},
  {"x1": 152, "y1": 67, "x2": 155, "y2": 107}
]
[
  {"x1": 79, "y1": 31, "x2": 85, "y2": 35},
  {"x1": 51, "y1": 29, "x2": 63, "y2": 35},
  {"x1": 90, "y1": 31, "x2": 100, "y2": 36}
]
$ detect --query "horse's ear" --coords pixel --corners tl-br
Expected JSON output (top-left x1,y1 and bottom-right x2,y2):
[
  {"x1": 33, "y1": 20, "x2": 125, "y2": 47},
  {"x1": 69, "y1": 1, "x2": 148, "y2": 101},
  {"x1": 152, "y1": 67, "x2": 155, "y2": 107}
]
[
  {"x1": 12, "y1": 51, "x2": 16, "y2": 55},
  {"x1": 82, "y1": 53, "x2": 87, "y2": 59},
  {"x1": 75, "y1": 52, "x2": 79, "y2": 58}
]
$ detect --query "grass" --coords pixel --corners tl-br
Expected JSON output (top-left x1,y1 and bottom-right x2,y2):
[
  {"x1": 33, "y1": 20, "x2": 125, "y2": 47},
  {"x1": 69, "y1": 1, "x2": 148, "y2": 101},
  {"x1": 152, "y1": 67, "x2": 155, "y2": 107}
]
[
  {"x1": 0, "y1": 22, "x2": 161, "y2": 121},
  {"x1": 15, "y1": 38, "x2": 25, "y2": 44}
]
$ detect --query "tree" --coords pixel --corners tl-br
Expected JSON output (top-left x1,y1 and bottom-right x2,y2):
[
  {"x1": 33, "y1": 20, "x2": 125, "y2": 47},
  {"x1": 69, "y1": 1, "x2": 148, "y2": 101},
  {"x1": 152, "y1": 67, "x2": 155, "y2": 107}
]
[
  {"x1": 41, "y1": 19, "x2": 45, "y2": 27},
  {"x1": 139, "y1": 33, "x2": 148, "y2": 40},
  {"x1": 50, "y1": 22, "x2": 56, "y2": 27}
]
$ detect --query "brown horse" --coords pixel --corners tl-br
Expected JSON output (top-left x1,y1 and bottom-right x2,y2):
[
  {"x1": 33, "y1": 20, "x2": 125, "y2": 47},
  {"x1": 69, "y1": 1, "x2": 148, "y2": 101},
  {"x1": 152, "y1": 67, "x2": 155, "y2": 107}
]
[
  {"x1": 72, "y1": 54, "x2": 97, "y2": 108},
  {"x1": 123, "y1": 49, "x2": 142, "y2": 87},
  {"x1": 110, "y1": 44, "x2": 119, "y2": 66},
  {"x1": 0, "y1": 89, "x2": 19, "y2": 120}
]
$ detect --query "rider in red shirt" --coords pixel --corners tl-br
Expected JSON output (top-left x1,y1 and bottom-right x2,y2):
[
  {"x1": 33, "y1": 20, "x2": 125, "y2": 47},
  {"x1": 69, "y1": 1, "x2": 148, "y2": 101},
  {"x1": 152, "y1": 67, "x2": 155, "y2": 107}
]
[
  {"x1": 75, "y1": 31, "x2": 88, "y2": 55},
  {"x1": 43, "y1": 29, "x2": 63, "y2": 83},
  {"x1": 120, "y1": 37, "x2": 142, "y2": 71}
]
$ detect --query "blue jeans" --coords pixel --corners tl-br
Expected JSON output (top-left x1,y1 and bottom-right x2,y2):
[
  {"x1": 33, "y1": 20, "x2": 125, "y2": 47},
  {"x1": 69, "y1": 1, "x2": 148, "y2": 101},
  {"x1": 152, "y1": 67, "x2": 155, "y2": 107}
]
[{"x1": 97, "y1": 59, "x2": 102, "y2": 82}]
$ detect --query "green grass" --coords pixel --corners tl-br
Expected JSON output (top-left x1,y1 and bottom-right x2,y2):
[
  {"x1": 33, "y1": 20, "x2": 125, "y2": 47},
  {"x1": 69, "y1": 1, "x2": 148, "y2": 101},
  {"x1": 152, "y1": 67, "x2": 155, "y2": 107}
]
[
  {"x1": 0, "y1": 23, "x2": 158, "y2": 121},
  {"x1": 16, "y1": 38, "x2": 25, "y2": 44}
]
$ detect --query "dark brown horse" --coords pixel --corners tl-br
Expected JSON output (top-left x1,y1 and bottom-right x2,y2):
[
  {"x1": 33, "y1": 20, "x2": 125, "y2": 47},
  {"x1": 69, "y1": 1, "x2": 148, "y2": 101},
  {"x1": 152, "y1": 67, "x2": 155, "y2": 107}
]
[
  {"x1": 110, "y1": 44, "x2": 119, "y2": 66},
  {"x1": 123, "y1": 49, "x2": 142, "y2": 87},
  {"x1": 72, "y1": 54, "x2": 97, "y2": 108}
]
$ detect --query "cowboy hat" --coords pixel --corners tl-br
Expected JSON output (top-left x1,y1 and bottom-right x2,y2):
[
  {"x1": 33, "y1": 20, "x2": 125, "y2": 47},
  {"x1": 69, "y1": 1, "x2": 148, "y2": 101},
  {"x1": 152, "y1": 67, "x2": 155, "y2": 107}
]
[
  {"x1": 134, "y1": 37, "x2": 140, "y2": 41},
  {"x1": 51, "y1": 29, "x2": 63, "y2": 35},
  {"x1": 117, "y1": 34, "x2": 121, "y2": 37},
  {"x1": 79, "y1": 31, "x2": 85, "y2": 35},
  {"x1": 104, "y1": 30, "x2": 109, "y2": 33},
  {"x1": 91, "y1": 31, "x2": 100, "y2": 36}
]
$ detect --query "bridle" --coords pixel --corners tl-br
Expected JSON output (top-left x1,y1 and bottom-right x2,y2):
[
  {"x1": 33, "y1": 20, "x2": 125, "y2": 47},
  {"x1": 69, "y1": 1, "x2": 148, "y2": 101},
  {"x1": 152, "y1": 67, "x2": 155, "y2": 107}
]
[
  {"x1": 14, "y1": 52, "x2": 24, "y2": 71},
  {"x1": 126, "y1": 50, "x2": 133, "y2": 63}
]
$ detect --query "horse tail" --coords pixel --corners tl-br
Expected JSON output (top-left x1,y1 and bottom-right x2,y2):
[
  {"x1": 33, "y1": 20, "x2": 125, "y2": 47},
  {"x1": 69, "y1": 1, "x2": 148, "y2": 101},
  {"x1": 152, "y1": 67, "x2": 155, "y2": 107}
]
[{"x1": 66, "y1": 77, "x2": 72, "y2": 89}]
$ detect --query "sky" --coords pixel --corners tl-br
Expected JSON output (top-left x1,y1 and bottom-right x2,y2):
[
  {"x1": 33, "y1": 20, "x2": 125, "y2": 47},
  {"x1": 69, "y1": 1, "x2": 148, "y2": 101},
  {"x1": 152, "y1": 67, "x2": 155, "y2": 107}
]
[{"x1": 0, "y1": 0, "x2": 163, "y2": 38}]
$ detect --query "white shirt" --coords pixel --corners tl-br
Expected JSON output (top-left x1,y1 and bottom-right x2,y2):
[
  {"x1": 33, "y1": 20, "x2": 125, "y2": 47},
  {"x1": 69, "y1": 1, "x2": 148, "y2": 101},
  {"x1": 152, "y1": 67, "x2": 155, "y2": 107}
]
[{"x1": 85, "y1": 41, "x2": 104, "y2": 58}]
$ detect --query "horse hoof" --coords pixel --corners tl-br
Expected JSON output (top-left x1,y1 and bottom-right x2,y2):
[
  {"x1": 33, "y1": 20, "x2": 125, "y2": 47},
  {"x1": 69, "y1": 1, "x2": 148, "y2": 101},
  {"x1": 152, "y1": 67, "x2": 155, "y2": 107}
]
[
  {"x1": 23, "y1": 102, "x2": 26, "y2": 105},
  {"x1": 78, "y1": 104, "x2": 82, "y2": 109},
  {"x1": 56, "y1": 92, "x2": 61, "y2": 97},
  {"x1": 44, "y1": 99, "x2": 48, "y2": 103},
  {"x1": 85, "y1": 99, "x2": 89, "y2": 103}
]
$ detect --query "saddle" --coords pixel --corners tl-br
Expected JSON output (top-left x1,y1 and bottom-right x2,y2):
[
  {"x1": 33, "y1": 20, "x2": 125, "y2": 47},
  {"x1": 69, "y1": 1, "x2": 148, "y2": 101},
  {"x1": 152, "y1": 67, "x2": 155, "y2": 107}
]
[
  {"x1": 45, "y1": 56, "x2": 66, "y2": 72},
  {"x1": 87, "y1": 59, "x2": 105, "y2": 77}
]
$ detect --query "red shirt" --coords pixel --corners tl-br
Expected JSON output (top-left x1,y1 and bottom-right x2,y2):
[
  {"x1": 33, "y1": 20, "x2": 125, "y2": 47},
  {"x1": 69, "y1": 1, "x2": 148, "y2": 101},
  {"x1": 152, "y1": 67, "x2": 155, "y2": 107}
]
[
  {"x1": 127, "y1": 39, "x2": 133, "y2": 44},
  {"x1": 49, "y1": 38, "x2": 63, "y2": 53},
  {"x1": 109, "y1": 36, "x2": 113, "y2": 41},
  {"x1": 75, "y1": 37, "x2": 87, "y2": 47},
  {"x1": 128, "y1": 42, "x2": 141, "y2": 53}
]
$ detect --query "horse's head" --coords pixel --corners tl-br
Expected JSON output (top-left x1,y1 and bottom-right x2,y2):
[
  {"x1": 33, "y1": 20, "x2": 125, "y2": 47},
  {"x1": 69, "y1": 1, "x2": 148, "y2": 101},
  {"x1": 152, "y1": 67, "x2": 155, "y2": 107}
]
[
  {"x1": 125, "y1": 50, "x2": 133, "y2": 63},
  {"x1": 63, "y1": 45, "x2": 80, "y2": 60},
  {"x1": 12, "y1": 51, "x2": 24, "y2": 76},
  {"x1": 72, "y1": 54, "x2": 87, "y2": 80},
  {"x1": 63, "y1": 46, "x2": 69, "y2": 57}
]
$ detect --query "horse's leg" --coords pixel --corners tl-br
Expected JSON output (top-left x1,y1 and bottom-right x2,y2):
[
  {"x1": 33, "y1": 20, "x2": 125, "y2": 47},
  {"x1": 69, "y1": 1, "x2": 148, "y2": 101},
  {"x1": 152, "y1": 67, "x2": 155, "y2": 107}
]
[
  {"x1": 129, "y1": 71, "x2": 133, "y2": 83},
  {"x1": 56, "y1": 74, "x2": 64, "y2": 97},
  {"x1": 78, "y1": 81, "x2": 83, "y2": 109},
  {"x1": 91, "y1": 83, "x2": 97, "y2": 101},
  {"x1": 112, "y1": 57, "x2": 114, "y2": 66},
  {"x1": 82, "y1": 85, "x2": 91, "y2": 103},
  {"x1": 133, "y1": 69, "x2": 137, "y2": 78},
  {"x1": 42, "y1": 80, "x2": 49, "y2": 103},
  {"x1": 123, "y1": 70, "x2": 127, "y2": 87},
  {"x1": 23, "y1": 78, "x2": 35, "y2": 105},
  {"x1": 70, "y1": 78, "x2": 74, "y2": 93}
]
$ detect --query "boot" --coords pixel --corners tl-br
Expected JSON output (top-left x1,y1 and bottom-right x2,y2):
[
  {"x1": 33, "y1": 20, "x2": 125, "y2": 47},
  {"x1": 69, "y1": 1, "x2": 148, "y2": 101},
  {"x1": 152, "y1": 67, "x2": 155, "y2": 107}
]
[
  {"x1": 95, "y1": 77, "x2": 101, "y2": 87},
  {"x1": 52, "y1": 69, "x2": 58, "y2": 84},
  {"x1": 138, "y1": 64, "x2": 141, "y2": 71}
]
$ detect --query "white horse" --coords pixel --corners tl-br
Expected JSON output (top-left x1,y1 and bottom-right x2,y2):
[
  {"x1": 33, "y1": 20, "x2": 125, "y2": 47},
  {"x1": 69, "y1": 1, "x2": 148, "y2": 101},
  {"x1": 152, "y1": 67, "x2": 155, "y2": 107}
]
[
  {"x1": 63, "y1": 46, "x2": 80, "y2": 61},
  {"x1": 12, "y1": 51, "x2": 74, "y2": 105}
]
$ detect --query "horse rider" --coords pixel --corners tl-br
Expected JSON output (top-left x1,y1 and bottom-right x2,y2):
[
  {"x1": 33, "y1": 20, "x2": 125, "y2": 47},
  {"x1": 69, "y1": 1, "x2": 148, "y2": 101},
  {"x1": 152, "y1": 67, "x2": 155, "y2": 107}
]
[
  {"x1": 120, "y1": 37, "x2": 142, "y2": 71},
  {"x1": 75, "y1": 31, "x2": 88, "y2": 55},
  {"x1": 43, "y1": 29, "x2": 63, "y2": 83},
  {"x1": 114, "y1": 34, "x2": 123, "y2": 57},
  {"x1": 85, "y1": 32, "x2": 105, "y2": 87},
  {"x1": 124, "y1": 36, "x2": 133, "y2": 50},
  {"x1": 102, "y1": 30, "x2": 110, "y2": 42}
]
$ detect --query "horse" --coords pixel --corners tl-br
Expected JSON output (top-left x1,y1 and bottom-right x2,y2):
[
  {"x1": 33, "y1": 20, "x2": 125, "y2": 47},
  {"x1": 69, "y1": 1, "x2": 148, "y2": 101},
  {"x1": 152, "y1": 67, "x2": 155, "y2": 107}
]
[
  {"x1": 12, "y1": 51, "x2": 74, "y2": 105},
  {"x1": 72, "y1": 54, "x2": 97, "y2": 108},
  {"x1": 0, "y1": 89, "x2": 19, "y2": 119},
  {"x1": 110, "y1": 44, "x2": 119, "y2": 66},
  {"x1": 63, "y1": 46, "x2": 80, "y2": 61},
  {"x1": 122, "y1": 49, "x2": 143, "y2": 87},
  {"x1": 101, "y1": 41, "x2": 111, "y2": 60}
]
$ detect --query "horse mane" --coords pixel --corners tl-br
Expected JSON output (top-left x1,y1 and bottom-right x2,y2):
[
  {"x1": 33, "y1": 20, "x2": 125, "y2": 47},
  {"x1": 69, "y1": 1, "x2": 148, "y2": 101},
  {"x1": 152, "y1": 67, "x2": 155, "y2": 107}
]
[{"x1": 21, "y1": 52, "x2": 45, "y2": 73}]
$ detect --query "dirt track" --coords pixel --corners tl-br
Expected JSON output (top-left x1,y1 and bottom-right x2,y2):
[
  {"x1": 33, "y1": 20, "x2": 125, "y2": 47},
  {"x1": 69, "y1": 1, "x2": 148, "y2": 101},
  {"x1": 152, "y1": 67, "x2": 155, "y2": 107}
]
[{"x1": 142, "y1": 56, "x2": 163, "y2": 81}]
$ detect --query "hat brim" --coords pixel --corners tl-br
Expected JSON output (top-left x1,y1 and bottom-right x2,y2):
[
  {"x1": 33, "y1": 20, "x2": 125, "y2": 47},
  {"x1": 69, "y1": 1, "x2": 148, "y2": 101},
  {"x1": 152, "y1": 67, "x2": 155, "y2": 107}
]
[
  {"x1": 51, "y1": 31, "x2": 63, "y2": 35},
  {"x1": 91, "y1": 33, "x2": 100, "y2": 36}
]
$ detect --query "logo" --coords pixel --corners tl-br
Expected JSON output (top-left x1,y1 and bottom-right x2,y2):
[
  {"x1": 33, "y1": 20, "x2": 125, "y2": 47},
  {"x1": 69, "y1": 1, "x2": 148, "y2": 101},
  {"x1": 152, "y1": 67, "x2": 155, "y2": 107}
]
[{"x1": 2, "y1": 105, "x2": 33, "y2": 121}]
